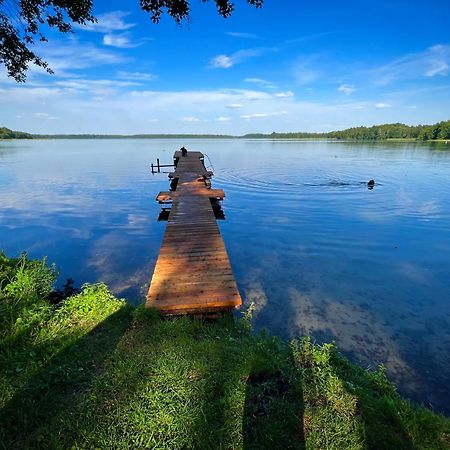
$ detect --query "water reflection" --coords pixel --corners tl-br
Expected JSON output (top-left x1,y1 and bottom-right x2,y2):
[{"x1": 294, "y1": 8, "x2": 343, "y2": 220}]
[{"x1": 1, "y1": 139, "x2": 450, "y2": 413}]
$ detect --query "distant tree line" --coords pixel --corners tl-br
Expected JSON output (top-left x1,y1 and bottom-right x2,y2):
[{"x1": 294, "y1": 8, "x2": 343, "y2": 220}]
[
  {"x1": 244, "y1": 120, "x2": 450, "y2": 140},
  {"x1": 330, "y1": 120, "x2": 450, "y2": 140},
  {"x1": 1, "y1": 121, "x2": 449, "y2": 140},
  {"x1": 31, "y1": 133, "x2": 235, "y2": 139},
  {"x1": 0, "y1": 127, "x2": 32, "y2": 139}
]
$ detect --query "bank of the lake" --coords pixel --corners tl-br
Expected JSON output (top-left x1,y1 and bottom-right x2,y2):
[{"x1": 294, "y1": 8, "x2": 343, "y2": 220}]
[{"x1": 1, "y1": 253, "x2": 449, "y2": 449}]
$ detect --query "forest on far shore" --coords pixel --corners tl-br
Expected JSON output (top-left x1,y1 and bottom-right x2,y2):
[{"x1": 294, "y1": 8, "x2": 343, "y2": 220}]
[
  {"x1": 1, "y1": 120, "x2": 449, "y2": 141},
  {"x1": 0, "y1": 127, "x2": 32, "y2": 139},
  {"x1": 245, "y1": 120, "x2": 450, "y2": 140}
]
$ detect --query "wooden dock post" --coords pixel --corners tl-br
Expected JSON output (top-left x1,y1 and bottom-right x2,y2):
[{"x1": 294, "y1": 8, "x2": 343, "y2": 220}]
[{"x1": 146, "y1": 150, "x2": 242, "y2": 315}]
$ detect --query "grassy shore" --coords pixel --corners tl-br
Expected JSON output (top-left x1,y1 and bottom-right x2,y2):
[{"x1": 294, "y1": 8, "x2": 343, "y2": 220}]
[{"x1": 1, "y1": 253, "x2": 449, "y2": 449}]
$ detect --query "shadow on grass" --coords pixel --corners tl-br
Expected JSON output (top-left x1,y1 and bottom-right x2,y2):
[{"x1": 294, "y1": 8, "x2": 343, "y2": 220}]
[
  {"x1": 184, "y1": 317, "x2": 305, "y2": 449},
  {"x1": 55, "y1": 311, "x2": 308, "y2": 449},
  {"x1": 0, "y1": 306, "x2": 133, "y2": 449},
  {"x1": 0, "y1": 307, "x2": 443, "y2": 449},
  {"x1": 291, "y1": 337, "x2": 430, "y2": 450},
  {"x1": 328, "y1": 355, "x2": 419, "y2": 450},
  {"x1": 243, "y1": 357, "x2": 305, "y2": 450}
]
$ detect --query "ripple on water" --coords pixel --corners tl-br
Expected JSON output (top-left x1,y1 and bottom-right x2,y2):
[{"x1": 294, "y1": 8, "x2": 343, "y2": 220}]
[{"x1": 216, "y1": 166, "x2": 397, "y2": 197}]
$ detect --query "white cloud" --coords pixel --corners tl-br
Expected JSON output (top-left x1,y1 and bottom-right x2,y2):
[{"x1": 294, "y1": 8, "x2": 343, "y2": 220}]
[
  {"x1": 54, "y1": 79, "x2": 140, "y2": 90},
  {"x1": 209, "y1": 48, "x2": 273, "y2": 69},
  {"x1": 338, "y1": 84, "x2": 357, "y2": 95},
  {"x1": 0, "y1": 87, "x2": 65, "y2": 102},
  {"x1": 3, "y1": 80, "x2": 450, "y2": 135},
  {"x1": 50, "y1": 78, "x2": 141, "y2": 98},
  {"x1": 275, "y1": 91, "x2": 294, "y2": 98},
  {"x1": 75, "y1": 11, "x2": 135, "y2": 33},
  {"x1": 117, "y1": 71, "x2": 158, "y2": 81},
  {"x1": 241, "y1": 113, "x2": 268, "y2": 120},
  {"x1": 246, "y1": 91, "x2": 272, "y2": 101},
  {"x1": 245, "y1": 77, "x2": 268, "y2": 84},
  {"x1": 425, "y1": 61, "x2": 448, "y2": 77},
  {"x1": 285, "y1": 31, "x2": 339, "y2": 45},
  {"x1": 369, "y1": 44, "x2": 450, "y2": 86},
  {"x1": 225, "y1": 32, "x2": 259, "y2": 39},
  {"x1": 244, "y1": 77, "x2": 277, "y2": 89},
  {"x1": 103, "y1": 33, "x2": 142, "y2": 49},
  {"x1": 0, "y1": 68, "x2": 17, "y2": 85},
  {"x1": 128, "y1": 89, "x2": 272, "y2": 106},
  {"x1": 210, "y1": 55, "x2": 233, "y2": 69},
  {"x1": 226, "y1": 103, "x2": 243, "y2": 109},
  {"x1": 375, "y1": 102, "x2": 391, "y2": 109},
  {"x1": 241, "y1": 110, "x2": 287, "y2": 120},
  {"x1": 36, "y1": 40, "x2": 130, "y2": 75},
  {"x1": 293, "y1": 60, "x2": 319, "y2": 85},
  {"x1": 34, "y1": 112, "x2": 58, "y2": 120}
]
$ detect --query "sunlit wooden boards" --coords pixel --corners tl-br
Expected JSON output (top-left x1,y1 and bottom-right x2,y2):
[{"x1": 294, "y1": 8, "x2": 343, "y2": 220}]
[
  {"x1": 156, "y1": 189, "x2": 225, "y2": 203},
  {"x1": 146, "y1": 151, "x2": 242, "y2": 315}
]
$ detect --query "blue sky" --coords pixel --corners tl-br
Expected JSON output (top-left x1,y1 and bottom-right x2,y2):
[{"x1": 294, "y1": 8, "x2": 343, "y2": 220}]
[{"x1": 1, "y1": 0, "x2": 450, "y2": 134}]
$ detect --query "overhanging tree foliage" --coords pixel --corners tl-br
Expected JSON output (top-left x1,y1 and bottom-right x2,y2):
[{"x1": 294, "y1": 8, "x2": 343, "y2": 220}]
[{"x1": 0, "y1": 0, "x2": 263, "y2": 82}]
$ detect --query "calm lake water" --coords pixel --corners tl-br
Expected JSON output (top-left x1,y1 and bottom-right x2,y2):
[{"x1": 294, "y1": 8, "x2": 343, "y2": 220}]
[{"x1": 1, "y1": 139, "x2": 450, "y2": 413}]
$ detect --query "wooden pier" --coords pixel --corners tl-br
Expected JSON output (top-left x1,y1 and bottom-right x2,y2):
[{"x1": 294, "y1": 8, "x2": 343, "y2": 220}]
[{"x1": 146, "y1": 150, "x2": 242, "y2": 315}]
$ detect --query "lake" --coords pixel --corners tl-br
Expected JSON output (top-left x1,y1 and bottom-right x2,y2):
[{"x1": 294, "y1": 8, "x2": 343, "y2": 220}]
[{"x1": 1, "y1": 138, "x2": 450, "y2": 413}]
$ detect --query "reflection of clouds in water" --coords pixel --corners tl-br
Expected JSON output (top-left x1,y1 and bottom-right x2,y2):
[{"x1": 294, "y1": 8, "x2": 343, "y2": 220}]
[
  {"x1": 86, "y1": 232, "x2": 156, "y2": 302},
  {"x1": 268, "y1": 216, "x2": 292, "y2": 225},
  {"x1": 239, "y1": 262, "x2": 429, "y2": 403},
  {"x1": 125, "y1": 213, "x2": 155, "y2": 237},
  {"x1": 433, "y1": 241, "x2": 450, "y2": 253},
  {"x1": 127, "y1": 213, "x2": 149, "y2": 226},
  {"x1": 242, "y1": 281, "x2": 268, "y2": 320},
  {"x1": 0, "y1": 207, "x2": 94, "y2": 240},
  {"x1": 396, "y1": 261, "x2": 430, "y2": 284},
  {"x1": 358, "y1": 210, "x2": 393, "y2": 224},
  {"x1": 287, "y1": 286, "x2": 421, "y2": 394},
  {"x1": 0, "y1": 188, "x2": 90, "y2": 212},
  {"x1": 0, "y1": 187, "x2": 154, "y2": 240},
  {"x1": 358, "y1": 190, "x2": 442, "y2": 224},
  {"x1": 396, "y1": 189, "x2": 441, "y2": 220},
  {"x1": 418, "y1": 200, "x2": 441, "y2": 218},
  {"x1": 419, "y1": 200, "x2": 442, "y2": 216}
]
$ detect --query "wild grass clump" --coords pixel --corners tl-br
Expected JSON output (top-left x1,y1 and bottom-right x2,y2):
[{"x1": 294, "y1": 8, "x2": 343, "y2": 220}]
[
  {"x1": 0, "y1": 252, "x2": 57, "y2": 342},
  {"x1": 0, "y1": 253, "x2": 449, "y2": 449},
  {"x1": 292, "y1": 338, "x2": 450, "y2": 449},
  {"x1": 0, "y1": 253, "x2": 130, "y2": 447}
]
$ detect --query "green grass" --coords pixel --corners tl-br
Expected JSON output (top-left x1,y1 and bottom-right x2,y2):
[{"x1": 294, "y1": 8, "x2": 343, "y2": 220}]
[{"x1": 1, "y1": 253, "x2": 449, "y2": 449}]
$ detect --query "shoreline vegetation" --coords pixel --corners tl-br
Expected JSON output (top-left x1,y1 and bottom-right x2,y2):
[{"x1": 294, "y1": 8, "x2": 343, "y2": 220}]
[
  {"x1": 1, "y1": 120, "x2": 450, "y2": 142},
  {"x1": 1, "y1": 252, "x2": 449, "y2": 449}
]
